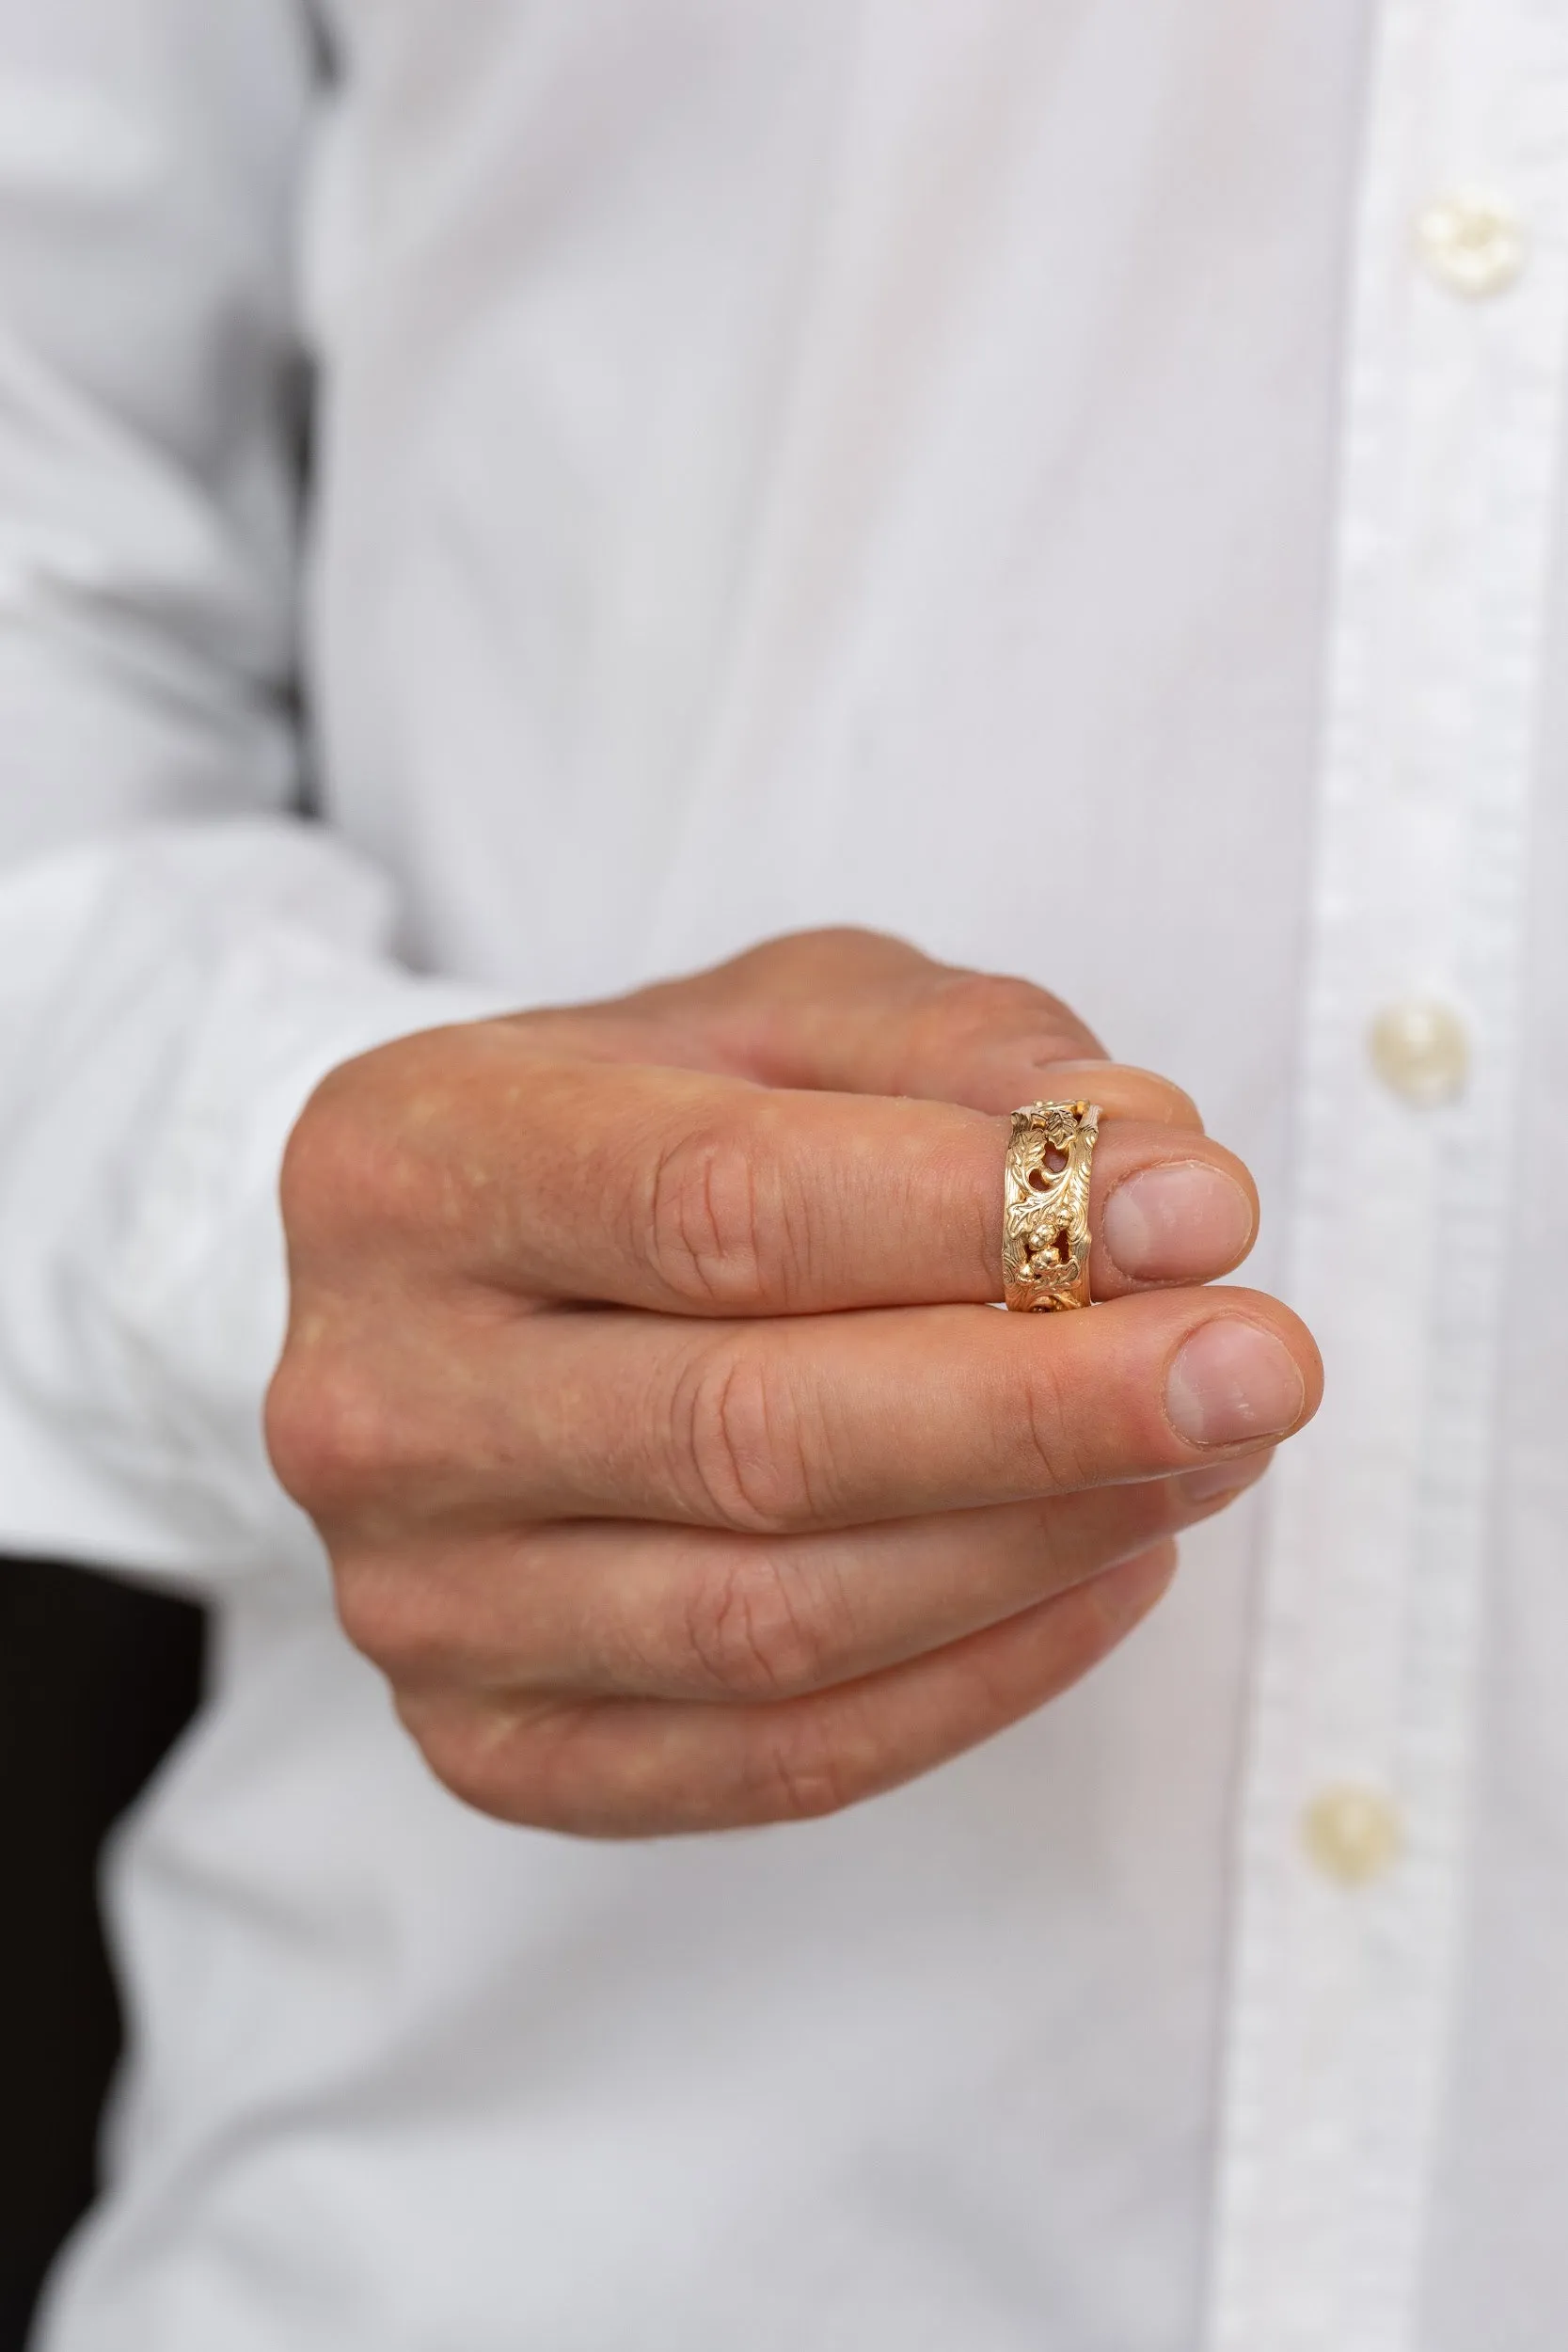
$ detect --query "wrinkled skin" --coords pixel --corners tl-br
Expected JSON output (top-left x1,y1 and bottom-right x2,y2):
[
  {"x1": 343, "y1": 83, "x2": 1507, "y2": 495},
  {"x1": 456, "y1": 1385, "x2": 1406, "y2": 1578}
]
[{"x1": 267, "y1": 929, "x2": 1321, "y2": 1836}]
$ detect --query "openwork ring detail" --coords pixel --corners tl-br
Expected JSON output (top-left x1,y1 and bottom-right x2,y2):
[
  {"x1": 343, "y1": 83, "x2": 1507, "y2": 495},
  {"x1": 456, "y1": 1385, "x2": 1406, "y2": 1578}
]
[{"x1": 1002, "y1": 1099, "x2": 1101, "y2": 1311}]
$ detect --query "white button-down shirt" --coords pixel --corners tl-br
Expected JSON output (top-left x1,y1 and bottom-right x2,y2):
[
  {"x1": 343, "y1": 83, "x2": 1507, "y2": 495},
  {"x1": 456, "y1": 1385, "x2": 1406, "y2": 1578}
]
[{"x1": 4, "y1": 4, "x2": 1565, "y2": 2346}]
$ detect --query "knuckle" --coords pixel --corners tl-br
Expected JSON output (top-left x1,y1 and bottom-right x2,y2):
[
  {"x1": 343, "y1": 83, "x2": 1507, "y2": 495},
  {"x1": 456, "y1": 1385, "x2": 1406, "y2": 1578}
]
[
  {"x1": 739, "y1": 925, "x2": 916, "y2": 983},
  {"x1": 679, "y1": 1548, "x2": 835, "y2": 1700},
  {"x1": 745, "y1": 1711, "x2": 870, "y2": 1823},
  {"x1": 264, "y1": 1344, "x2": 400, "y2": 1515},
  {"x1": 280, "y1": 1041, "x2": 451, "y2": 1257},
  {"x1": 399, "y1": 1694, "x2": 522, "y2": 1823},
  {"x1": 671, "y1": 1336, "x2": 822, "y2": 1533},
  {"x1": 332, "y1": 1549, "x2": 403, "y2": 1667},
  {"x1": 642, "y1": 1118, "x2": 783, "y2": 1309},
  {"x1": 402, "y1": 1696, "x2": 641, "y2": 1839},
  {"x1": 332, "y1": 1549, "x2": 450, "y2": 1681},
  {"x1": 1019, "y1": 1353, "x2": 1096, "y2": 1495},
  {"x1": 278, "y1": 1067, "x2": 380, "y2": 1249}
]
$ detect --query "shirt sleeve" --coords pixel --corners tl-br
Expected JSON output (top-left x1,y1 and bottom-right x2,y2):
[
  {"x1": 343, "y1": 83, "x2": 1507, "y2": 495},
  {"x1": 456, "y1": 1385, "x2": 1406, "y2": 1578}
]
[{"x1": 0, "y1": 2, "x2": 503, "y2": 1591}]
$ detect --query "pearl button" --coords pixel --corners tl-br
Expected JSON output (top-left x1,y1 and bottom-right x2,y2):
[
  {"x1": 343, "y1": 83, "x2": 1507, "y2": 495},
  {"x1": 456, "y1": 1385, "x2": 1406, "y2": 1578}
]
[
  {"x1": 1302, "y1": 1785, "x2": 1403, "y2": 1887},
  {"x1": 1416, "y1": 189, "x2": 1526, "y2": 298},
  {"x1": 1368, "y1": 998, "x2": 1470, "y2": 1105}
]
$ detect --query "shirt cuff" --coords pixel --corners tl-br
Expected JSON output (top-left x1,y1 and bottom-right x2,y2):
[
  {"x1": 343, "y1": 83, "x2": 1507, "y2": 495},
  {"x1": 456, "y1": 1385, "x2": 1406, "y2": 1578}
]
[{"x1": 0, "y1": 826, "x2": 515, "y2": 1591}]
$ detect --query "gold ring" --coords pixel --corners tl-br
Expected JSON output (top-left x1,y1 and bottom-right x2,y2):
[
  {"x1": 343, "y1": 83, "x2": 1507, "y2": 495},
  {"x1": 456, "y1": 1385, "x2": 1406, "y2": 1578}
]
[{"x1": 1003, "y1": 1100, "x2": 1101, "y2": 1311}]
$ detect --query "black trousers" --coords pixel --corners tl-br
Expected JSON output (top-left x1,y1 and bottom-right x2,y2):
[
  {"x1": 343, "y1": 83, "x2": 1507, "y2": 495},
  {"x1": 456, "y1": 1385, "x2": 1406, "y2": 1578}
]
[{"x1": 0, "y1": 1560, "x2": 204, "y2": 2350}]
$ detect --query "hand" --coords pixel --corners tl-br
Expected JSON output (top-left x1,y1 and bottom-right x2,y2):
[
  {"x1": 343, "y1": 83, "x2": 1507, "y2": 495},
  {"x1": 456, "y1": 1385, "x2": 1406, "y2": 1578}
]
[{"x1": 266, "y1": 930, "x2": 1320, "y2": 1836}]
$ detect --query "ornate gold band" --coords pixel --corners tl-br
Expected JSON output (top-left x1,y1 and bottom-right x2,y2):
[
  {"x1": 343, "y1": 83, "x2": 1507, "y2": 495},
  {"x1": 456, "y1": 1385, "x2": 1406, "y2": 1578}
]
[{"x1": 1002, "y1": 1099, "x2": 1101, "y2": 1311}]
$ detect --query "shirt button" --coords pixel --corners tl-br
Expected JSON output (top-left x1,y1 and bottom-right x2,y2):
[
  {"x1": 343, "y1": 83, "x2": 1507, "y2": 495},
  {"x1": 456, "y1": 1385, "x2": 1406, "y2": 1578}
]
[
  {"x1": 1416, "y1": 188, "x2": 1526, "y2": 297},
  {"x1": 1368, "y1": 998, "x2": 1470, "y2": 1105},
  {"x1": 1301, "y1": 1785, "x2": 1403, "y2": 1886}
]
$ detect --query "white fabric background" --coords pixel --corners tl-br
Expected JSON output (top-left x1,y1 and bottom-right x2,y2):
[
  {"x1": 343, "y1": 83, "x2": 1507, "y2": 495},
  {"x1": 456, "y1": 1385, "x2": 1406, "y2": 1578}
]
[{"x1": 0, "y1": 4, "x2": 1560, "y2": 2345}]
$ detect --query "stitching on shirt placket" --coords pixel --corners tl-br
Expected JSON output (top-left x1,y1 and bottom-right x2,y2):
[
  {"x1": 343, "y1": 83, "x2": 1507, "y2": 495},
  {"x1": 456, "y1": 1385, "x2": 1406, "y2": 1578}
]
[{"x1": 1201, "y1": 0, "x2": 1568, "y2": 2344}]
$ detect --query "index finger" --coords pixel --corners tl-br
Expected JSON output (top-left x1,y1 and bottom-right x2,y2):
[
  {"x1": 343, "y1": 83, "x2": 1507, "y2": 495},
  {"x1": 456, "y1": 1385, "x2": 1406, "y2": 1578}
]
[{"x1": 552, "y1": 927, "x2": 1204, "y2": 1127}]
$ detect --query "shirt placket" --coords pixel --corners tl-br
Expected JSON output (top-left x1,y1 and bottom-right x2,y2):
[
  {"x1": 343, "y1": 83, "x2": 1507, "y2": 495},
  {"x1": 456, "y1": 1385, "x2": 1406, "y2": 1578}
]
[{"x1": 1202, "y1": 3, "x2": 1568, "y2": 2347}]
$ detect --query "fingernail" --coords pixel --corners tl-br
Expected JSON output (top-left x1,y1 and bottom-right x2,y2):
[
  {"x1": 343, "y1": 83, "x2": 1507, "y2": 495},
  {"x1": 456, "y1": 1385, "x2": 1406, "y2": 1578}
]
[
  {"x1": 1165, "y1": 1322, "x2": 1305, "y2": 1448},
  {"x1": 1101, "y1": 1163, "x2": 1255, "y2": 1281}
]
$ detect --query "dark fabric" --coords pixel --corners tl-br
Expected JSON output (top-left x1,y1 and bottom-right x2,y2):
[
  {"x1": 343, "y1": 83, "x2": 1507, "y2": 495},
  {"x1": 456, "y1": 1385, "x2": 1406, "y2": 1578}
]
[{"x1": 0, "y1": 1559, "x2": 204, "y2": 2351}]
